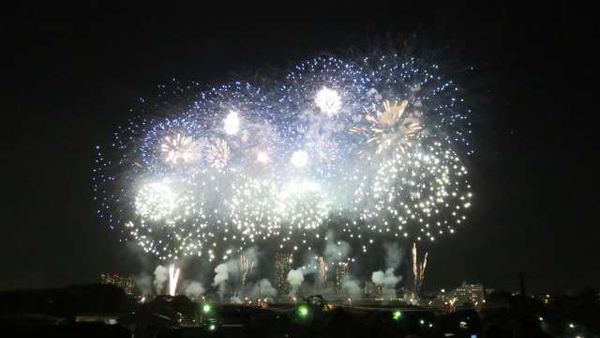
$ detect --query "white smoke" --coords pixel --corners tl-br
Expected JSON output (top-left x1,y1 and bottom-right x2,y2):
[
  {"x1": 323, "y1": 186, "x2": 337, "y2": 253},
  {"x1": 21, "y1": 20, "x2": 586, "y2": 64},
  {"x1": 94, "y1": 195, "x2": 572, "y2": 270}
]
[
  {"x1": 287, "y1": 268, "x2": 304, "y2": 295},
  {"x1": 256, "y1": 278, "x2": 277, "y2": 298},
  {"x1": 323, "y1": 231, "x2": 351, "y2": 263},
  {"x1": 371, "y1": 268, "x2": 401, "y2": 288},
  {"x1": 212, "y1": 263, "x2": 230, "y2": 295},
  {"x1": 384, "y1": 243, "x2": 403, "y2": 270},
  {"x1": 241, "y1": 246, "x2": 259, "y2": 264},
  {"x1": 230, "y1": 295, "x2": 243, "y2": 304},
  {"x1": 212, "y1": 247, "x2": 260, "y2": 296},
  {"x1": 370, "y1": 243, "x2": 404, "y2": 289},
  {"x1": 342, "y1": 278, "x2": 361, "y2": 296},
  {"x1": 135, "y1": 273, "x2": 153, "y2": 296},
  {"x1": 184, "y1": 282, "x2": 205, "y2": 298},
  {"x1": 153, "y1": 265, "x2": 169, "y2": 294}
]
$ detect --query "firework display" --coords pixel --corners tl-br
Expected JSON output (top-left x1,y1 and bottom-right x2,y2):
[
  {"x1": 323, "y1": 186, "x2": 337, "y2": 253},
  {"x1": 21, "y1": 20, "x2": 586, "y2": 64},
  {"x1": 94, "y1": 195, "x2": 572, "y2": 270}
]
[{"x1": 93, "y1": 54, "x2": 473, "y2": 261}]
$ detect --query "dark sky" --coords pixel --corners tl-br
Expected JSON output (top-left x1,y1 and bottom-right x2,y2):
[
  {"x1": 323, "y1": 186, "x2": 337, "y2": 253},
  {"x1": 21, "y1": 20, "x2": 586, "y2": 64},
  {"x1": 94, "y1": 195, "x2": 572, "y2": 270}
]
[{"x1": 3, "y1": 3, "x2": 595, "y2": 293}]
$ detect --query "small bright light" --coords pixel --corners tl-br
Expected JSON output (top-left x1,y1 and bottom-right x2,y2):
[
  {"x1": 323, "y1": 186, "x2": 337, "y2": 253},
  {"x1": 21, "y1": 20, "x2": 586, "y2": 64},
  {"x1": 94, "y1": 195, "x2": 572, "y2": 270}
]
[
  {"x1": 392, "y1": 310, "x2": 402, "y2": 321},
  {"x1": 224, "y1": 111, "x2": 240, "y2": 135},
  {"x1": 203, "y1": 304, "x2": 211, "y2": 314},
  {"x1": 298, "y1": 305, "x2": 309, "y2": 317},
  {"x1": 290, "y1": 150, "x2": 309, "y2": 167},
  {"x1": 569, "y1": 323, "x2": 575, "y2": 329},
  {"x1": 420, "y1": 319, "x2": 425, "y2": 325},
  {"x1": 257, "y1": 151, "x2": 269, "y2": 164},
  {"x1": 539, "y1": 317, "x2": 544, "y2": 322},
  {"x1": 209, "y1": 324, "x2": 216, "y2": 331},
  {"x1": 315, "y1": 87, "x2": 342, "y2": 116}
]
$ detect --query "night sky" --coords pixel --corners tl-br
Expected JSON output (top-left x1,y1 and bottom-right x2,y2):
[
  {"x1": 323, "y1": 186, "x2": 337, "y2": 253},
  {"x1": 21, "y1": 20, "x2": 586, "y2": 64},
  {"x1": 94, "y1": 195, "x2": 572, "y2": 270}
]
[{"x1": 3, "y1": 3, "x2": 595, "y2": 293}]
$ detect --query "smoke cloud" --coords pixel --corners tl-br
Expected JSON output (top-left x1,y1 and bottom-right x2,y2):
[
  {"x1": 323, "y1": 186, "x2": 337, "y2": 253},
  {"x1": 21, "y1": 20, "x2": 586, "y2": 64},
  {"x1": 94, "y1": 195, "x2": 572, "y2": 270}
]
[
  {"x1": 323, "y1": 231, "x2": 351, "y2": 263},
  {"x1": 287, "y1": 268, "x2": 304, "y2": 295},
  {"x1": 135, "y1": 273, "x2": 153, "y2": 296},
  {"x1": 184, "y1": 281, "x2": 205, "y2": 298},
  {"x1": 383, "y1": 243, "x2": 403, "y2": 271},
  {"x1": 255, "y1": 278, "x2": 277, "y2": 298},
  {"x1": 370, "y1": 242, "x2": 404, "y2": 289},
  {"x1": 213, "y1": 263, "x2": 230, "y2": 295},
  {"x1": 342, "y1": 277, "x2": 361, "y2": 296},
  {"x1": 153, "y1": 265, "x2": 169, "y2": 294},
  {"x1": 371, "y1": 268, "x2": 400, "y2": 288}
]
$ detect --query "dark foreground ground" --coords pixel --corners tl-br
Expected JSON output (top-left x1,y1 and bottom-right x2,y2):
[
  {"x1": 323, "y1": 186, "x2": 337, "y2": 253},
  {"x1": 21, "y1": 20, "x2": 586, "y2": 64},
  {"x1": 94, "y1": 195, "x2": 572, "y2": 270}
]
[
  {"x1": 1, "y1": 285, "x2": 598, "y2": 337},
  {"x1": 1, "y1": 304, "x2": 598, "y2": 338}
]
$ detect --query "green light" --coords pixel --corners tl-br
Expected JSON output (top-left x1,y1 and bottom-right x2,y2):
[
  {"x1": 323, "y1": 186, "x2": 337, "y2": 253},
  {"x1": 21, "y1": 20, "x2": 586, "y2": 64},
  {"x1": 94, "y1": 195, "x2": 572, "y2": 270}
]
[
  {"x1": 298, "y1": 305, "x2": 309, "y2": 317},
  {"x1": 392, "y1": 310, "x2": 402, "y2": 321},
  {"x1": 203, "y1": 304, "x2": 211, "y2": 314}
]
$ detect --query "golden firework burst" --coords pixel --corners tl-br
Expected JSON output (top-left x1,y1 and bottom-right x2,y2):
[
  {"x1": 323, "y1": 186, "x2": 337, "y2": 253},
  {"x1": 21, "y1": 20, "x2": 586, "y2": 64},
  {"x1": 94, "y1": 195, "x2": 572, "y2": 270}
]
[
  {"x1": 207, "y1": 138, "x2": 230, "y2": 168},
  {"x1": 351, "y1": 100, "x2": 421, "y2": 154}
]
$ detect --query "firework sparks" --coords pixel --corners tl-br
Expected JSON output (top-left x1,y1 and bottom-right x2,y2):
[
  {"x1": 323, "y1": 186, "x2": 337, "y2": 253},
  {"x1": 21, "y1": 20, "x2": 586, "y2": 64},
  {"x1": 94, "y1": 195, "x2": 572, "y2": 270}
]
[
  {"x1": 169, "y1": 264, "x2": 180, "y2": 296},
  {"x1": 94, "y1": 53, "x2": 474, "y2": 262},
  {"x1": 351, "y1": 100, "x2": 421, "y2": 154},
  {"x1": 223, "y1": 111, "x2": 240, "y2": 135},
  {"x1": 238, "y1": 254, "x2": 255, "y2": 287},
  {"x1": 134, "y1": 179, "x2": 178, "y2": 222},
  {"x1": 161, "y1": 133, "x2": 199, "y2": 164},
  {"x1": 412, "y1": 242, "x2": 428, "y2": 295},
  {"x1": 290, "y1": 150, "x2": 309, "y2": 168},
  {"x1": 207, "y1": 138, "x2": 230, "y2": 168},
  {"x1": 315, "y1": 87, "x2": 342, "y2": 116}
]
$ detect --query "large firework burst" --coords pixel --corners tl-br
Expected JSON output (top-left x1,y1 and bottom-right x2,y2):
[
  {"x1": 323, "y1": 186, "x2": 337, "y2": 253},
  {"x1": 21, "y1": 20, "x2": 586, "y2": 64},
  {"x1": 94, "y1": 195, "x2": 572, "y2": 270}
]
[{"x1": 93, "y1": 52, "x2": 474, "y2": 262}]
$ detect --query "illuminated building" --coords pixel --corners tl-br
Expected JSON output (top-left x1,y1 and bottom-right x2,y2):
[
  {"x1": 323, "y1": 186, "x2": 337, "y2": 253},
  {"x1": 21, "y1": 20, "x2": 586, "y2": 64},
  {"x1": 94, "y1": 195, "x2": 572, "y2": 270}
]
[
  {"x1": 437, "y1": 281, "x2": 486, "y2": 307},
  {"x1": 100, "y1": 273, "x2": 135, "y2": 295},
  {"x1": 453, "y1": 281, "x2": 485, "y2": 305},
  {"x1": 334, "y1": 262, "x2": 348, "y2": 293},
  {"x1": 275, "y1": 252, "x2": 293, "y2": 296}
]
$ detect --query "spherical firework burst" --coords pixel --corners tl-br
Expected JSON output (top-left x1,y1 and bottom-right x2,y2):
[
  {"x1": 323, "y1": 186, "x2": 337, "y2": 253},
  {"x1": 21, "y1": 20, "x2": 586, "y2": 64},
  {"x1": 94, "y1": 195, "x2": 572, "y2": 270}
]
[
  {"x1": 315, "y1": 87, "x2": 342, "y2": 116},
  {"x1": 93, "y1": 52, "x2": 474, "y2": 262},
  {"x1": 350, "y1": 100, "x2": 421, "y2": 154},
  {"x1": 134, "y1": 178, "x2": 179, "y2": 222},
  {"x1": 161, "y1": 133, "x2": 200, "y2": 164}
]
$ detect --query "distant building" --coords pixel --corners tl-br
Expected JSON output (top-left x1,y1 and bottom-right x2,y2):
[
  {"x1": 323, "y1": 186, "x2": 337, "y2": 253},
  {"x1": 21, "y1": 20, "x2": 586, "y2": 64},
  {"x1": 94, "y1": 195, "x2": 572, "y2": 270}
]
[
  {"x1": 100, "y1": 273, "x2": 135, "y2": 295},
  {"x1": 454, "y1": 281, "x2": 485, "y2": 305},
  {"x1": 334, "y1": 262, "x2": 348, "y2": 293},
  {"x1": 437, "y1": 281, "x2": 486, "y2": 307},
  {"x1": 274, "y1": 252, "x2": 293, "y2": 296}
]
